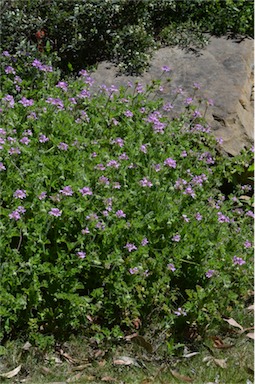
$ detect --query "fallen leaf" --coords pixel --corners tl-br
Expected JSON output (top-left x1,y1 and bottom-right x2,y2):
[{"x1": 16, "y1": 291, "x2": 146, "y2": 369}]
[
  {"x1": 124, "y1": 332, "x2": 139, "y2": 341},
  {"x1": 133, "y1": 318, "x2": 142, "y2": 329},
  {"x1": 223, "y1": 318, "x2": 244, "y2": 332},
  {"x1": 72, "y1": 364, "x2": 91, "y2": 371},
  {"x1": 94, "y1": 349, "x2": 105, "y2": 358},
  {"x1": 22, "y1": 341, "x2": 32, "y2": 351},
  {"x1": 113, "y1": 356, "x2": 140, "y2": 367},
  {"x1": 0, "y1": 365, "x2": 22, "y2": 379},
  {"x1": 183, "y1": 352, "x2": 200, "y2": 358},
  {"x1": 59, "y1": 349, "x2": 77, "y2": 364},
  {"x1": 246, "y1": 332, "x2": 255, "y2": 339},
  {"x1": 239, "y1": 195, "x2": 251, "y2": 201},
  {"x1": 98, "y1": 360, "x2": 106, "y2": 367},
  {"x1": 170, "y1": 369, "x2": 193, "y2": 382},
  {"x1": 131, "y1": 335, "x2": 153, "y2": 353},
  {"x1": 213, "y1": 358, "x2": 227, "y2": 369},
  {"x1": 101, "y1": 376, "x2": 117, "y2": 382},
  {"x1": 41, "y1": 366, "x2": 53, "y2": 375},
  {"x1": 212, "y1": 336, "x2": 233, "y2": 349},
  {"x1": 247, "y1": 304, "x2": 254, "y2": 311},
  {"x1": 67, "y1": 372, "x2": 83, "y2": 382},
  {"x1": 140, "y1": 379, "x2": 153, "y2": 384}
]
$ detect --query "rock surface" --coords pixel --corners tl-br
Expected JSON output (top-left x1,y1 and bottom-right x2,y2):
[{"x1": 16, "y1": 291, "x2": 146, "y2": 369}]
[{"x1": 91, "y1": 36, "x2": 254, "y2": 156}]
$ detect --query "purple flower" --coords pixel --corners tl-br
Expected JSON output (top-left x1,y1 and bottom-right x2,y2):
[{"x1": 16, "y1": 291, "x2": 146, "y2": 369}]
[
  {"x1": 246, "y1": 210, "x2": 254, "y2": 219},
  {"x1": 38, "y1": 191, "x2": 47, "y2": 200},
  {"x1": 0, "y1": 162, "x2": 6, "y2": 171},
  {"x1": 111, "y1": 137, "x2": 124, "y2": 147},
  {"x1": 174, "y1": 308, "x2": 187, "y2": 316},
  {"x1": 141, "y1": 238, "x2": 149, "y2": 246},
  {"x1": 116, "y1": 210, "x2": 126, "y2": 218},
  {"x1": 182, "y1": 214, "x2": 190, "y2": 222},
  {"x1": 27, "y1": 112, "x2": 37, "y2": 120},
  {"x1": 195, "y1": 213, "x2": 202, "y2": 221},
  {"x1": 124, "y1": 110, "x2": 133, "y2": 118},
  {"x1": 113, "y1": 182, "x2": 121, "y2": 189},
  {"x1": 56, "y1": 81, "x2": 68, "y2": 91},
  {"x1": 193, "y1": 110, "x2": 202, "y2": 118},
  {"x1": 0, "y1": 128, "x2": 6, "y2": 136},
  {"x1": 81, "y1": 227, "x2": 90, "y2": 234},
  {"x1": 58, "y1": 142, "x2": 68, "y2": 151},
  {"x1": 78, "y1": 89, "x2": 90, "y2": 99},
  {"x1": 244, "y1": 240, "x2": 252, "y2": 248},
  {"x1": 181, "y1": 151, "x2": 187, "y2": 157},
  {"x1": 46, "y1": 97, "x2": 64, "y2": 109},
  {"x1": 77, "y1": 251, "x2": 86, "y2": 259},
  {"x1": 17, "y1": 206, "x2": 26, "y2": 214},
  {"x1": 19, "y1": 97, "x2": 34, "y2": 107},
  {"x1": 136, "y1": 83, "x2": 144, "y2": 93},
  {"x1": 39, "y1": 134, "x2": 49, "y2": 143},
  {"x1": 79, "y1": 69, "x2": 88, "y2": 77},
  {"x1": 140, "y1": 144, "x2": 147, "y2": 153},
  {"x1": 185, "y1": 97, "x2": 193, "y2": 105},
  {"x1": 79, "y1": 187, "x2": 93, "y2": 196},
  {"x1": 94, "y1": 164, "x2": 106, "y2": 171},
  {"x1": 129, "y1": 267, "x2": 139, "y2": 274},
  {"x1": 164, "y1": 158, "x2": 176, "y2": 168},
  {"x1": 193, "y1": 82, "x2": 201, "y2": 89},
  {"x1": 60, "y1": 186, "x2": 73, "y2": 196},
  {"x1": 233, "y1": 256, "x2": 246, "y2": 266},
  {"x1": 167, "y1": 263, "x2": 176, "y2": 272},
  {"x1": 48, "y1": 208, "x2": 62, "y2": 217},
  {"x1": 216, "y1": 137, "x2": 224, "y2": 145},
  {"x1": 13, "y1": 189, "x2": 26, "y2": 199},
  {"x1": 2, "y1": 51, "x2": 10, "y2": 57},
  {"x1": 99, "y1": 176, "x2": 110, "y2": 185},
  {"x1": 3, "y1": 95, "x2": 15, "y2": 108},
  {"x1": 5, "y1": 66, "x2": 16, "y2": 75},
  {"x1": 172, "y1": 234, "x2": 181, "y2": 242},
  {"x1": 9, "y1": 147, "x2": 21, "y2": 155},
  {"x1": 217, "y1": 212, "x2": 230, "y2": 223},
  {"x1": 183, "y1": 186, "x2": 196, "y2": 198},
  {"x1": 139, "y1": 177, "x2": 153, "y2": 188},
  {"x1": 9, "y1": 210, "x2": 21, "y2": 220},
  {"x1": 95, "y1": 221, "x2": 105, "y2": 230},
  {"x1": 153, "y1": 163, "x2": 161, "y2": 172},
  {"x1": 163, "y1": 102, "x2": 174, "y2": 111},
  {"x1": 124, "y1": 243, "x2": 137, "y2": 252},
  {"x1": 107, "y1": 160, "x2": 120, "y2": 168},
  {"x1": 119, "y1": 152, "x2": 129, "y2": 160},
  {"x1": 23, "y1": 129, "x2": 32, "y2": 137},
  {"x1": 162, "y1": 65, "x2": 171, "y2": 72},
  {"x1": 205, "y1": 270, "x2": 215, "y2": 278},
  {"x1": 207, "y1": 98, "x2": 214, "y2": 106},
  {"x1": 20, "y1": 137, "x2": 30, "y2": 145}
]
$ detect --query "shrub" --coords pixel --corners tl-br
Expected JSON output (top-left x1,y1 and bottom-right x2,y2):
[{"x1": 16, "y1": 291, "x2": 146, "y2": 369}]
[
  {"x1": 1, "y1": 0, "x2": 253, "y2": 75},
  {"x1": 0, "y1": 50, "x2": 253, "y2": 344}
]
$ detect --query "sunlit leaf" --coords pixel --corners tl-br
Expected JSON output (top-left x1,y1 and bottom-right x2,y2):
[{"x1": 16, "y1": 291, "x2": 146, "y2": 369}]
[
  {"x1": 223, "y1": 318, "x2": 244, "y2": 332},
  {"x1": 170, "y1": 369, "x2": 193, "y2": 382},
  {"x1": 0, "y1": 365, "x2": 22, "y2": 379}
]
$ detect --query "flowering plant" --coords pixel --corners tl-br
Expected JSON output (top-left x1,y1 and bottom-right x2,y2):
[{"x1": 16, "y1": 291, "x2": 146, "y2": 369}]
[{"x1": 0, "y1": 50, "x2": 253, "y2": 343}]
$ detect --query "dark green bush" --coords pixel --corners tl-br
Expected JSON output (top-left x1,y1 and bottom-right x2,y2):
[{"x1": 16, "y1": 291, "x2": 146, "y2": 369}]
[{"x1": 1, "y1": 0, "x2": 253, "y2": 75}]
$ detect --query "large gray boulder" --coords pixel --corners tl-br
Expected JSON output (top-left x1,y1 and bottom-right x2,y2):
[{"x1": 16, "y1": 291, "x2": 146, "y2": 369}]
[{"x1": 91, "y1": 36, "x2": 254, "y2": 156}]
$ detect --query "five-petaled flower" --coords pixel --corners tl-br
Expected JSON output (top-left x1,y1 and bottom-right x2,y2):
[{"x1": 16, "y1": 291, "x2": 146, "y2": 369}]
[
  {"x1": 124, "y1": 243, "x2": 137, "y2": 252},
  {"x1": 49, "y1": 208, "x2": 62, "y2": 217},
  {"x1": 13, "y1": 189, "x2": 26, "y2": 199}
]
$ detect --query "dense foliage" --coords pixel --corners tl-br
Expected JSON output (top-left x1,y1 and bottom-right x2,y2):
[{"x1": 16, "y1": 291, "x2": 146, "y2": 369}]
[
  {"x1": 1, "y1": 0, "x2": 254, "y2": 74},
  {"x1": 0, "y1": 50, "x2": 253, "y2": 346}
]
